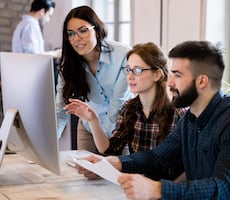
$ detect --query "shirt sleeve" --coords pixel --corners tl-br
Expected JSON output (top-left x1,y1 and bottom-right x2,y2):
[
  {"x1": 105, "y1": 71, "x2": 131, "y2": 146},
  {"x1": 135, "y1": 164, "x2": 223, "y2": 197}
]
[
  {"x1": 104, "y1": 105, "x2": 129, "y2": 155},
  {"x1": 161, "y1": 124, "x2": 230, "y2": 200},
  {"x1": 119, "y1": 114, "x2": 192, "y2": 180},
  {"x1": 119, "y1": 125, "x2": 184, "y2": 179},
  {"x1": 55, "y1": 73, "x2": 70, "y2": 138}
]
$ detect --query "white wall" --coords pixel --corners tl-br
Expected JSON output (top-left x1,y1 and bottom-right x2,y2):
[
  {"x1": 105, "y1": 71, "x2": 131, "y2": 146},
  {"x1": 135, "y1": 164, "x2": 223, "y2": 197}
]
[
  {"x1": 132, "y1": 0, "x2": 205, "y2": 51},
  {"x1": 161, "y1": 0, "x2": 205, "y2": 51},
  {"x1": 131, "y1": 0, "x2": 161, "y2": 45},
  {"x1": 205, "y1": 0, "x2": 229, "y2": 81}
]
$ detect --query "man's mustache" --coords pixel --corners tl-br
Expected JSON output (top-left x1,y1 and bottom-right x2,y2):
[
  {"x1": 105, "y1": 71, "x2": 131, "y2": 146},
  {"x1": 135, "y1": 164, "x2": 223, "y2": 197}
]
[{"x1": 169, "y1": 87, "x2": 179, "y2": 93}]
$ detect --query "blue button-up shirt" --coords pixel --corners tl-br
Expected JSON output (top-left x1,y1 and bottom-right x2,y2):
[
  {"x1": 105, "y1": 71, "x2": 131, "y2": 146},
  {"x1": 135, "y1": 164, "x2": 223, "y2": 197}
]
[
  {"x1": 56, "y1": 40, "x2": 132, "y2": 138},
  {"x1": 12, "y1": 15, "x2": 44, "y2": 54},
  {"x1": 120, "y1": 91, "x2": 230, "y2": 199}
]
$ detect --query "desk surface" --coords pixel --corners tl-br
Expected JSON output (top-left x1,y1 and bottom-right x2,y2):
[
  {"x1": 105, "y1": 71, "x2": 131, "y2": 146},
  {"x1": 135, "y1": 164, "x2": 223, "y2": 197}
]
[{"x1": 0, "y1": 151, "x2": 127, "y2": 200}]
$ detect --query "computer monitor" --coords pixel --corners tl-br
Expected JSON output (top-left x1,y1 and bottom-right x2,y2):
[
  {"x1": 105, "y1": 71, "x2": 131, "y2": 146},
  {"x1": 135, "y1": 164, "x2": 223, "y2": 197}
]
[{"x1": 0, "y1": 52, "x2": 61, "y2": 176}]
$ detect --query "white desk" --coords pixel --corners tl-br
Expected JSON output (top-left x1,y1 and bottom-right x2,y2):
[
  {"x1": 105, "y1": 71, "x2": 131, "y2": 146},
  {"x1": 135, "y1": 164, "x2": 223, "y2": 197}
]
[{"x1": 0, "y1": 151, "x2": 127, "y2": 200}]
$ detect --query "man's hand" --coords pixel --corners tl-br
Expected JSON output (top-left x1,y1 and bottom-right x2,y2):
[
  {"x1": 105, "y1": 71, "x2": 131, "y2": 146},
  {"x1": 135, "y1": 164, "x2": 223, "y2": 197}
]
[{"x1": 118, "y1": 173, "x2": 162, "y2": 200}]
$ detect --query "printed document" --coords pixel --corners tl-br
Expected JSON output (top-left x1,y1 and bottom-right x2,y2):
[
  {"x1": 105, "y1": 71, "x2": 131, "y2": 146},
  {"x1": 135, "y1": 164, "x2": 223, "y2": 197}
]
[{"x1": 71, "y1": 150, "x2": 121, "y2": 185}]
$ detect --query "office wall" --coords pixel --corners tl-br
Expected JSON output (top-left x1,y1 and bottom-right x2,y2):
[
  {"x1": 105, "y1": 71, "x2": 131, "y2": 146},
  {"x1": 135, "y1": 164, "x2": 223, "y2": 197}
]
[
  {"x1": 205, "y1": 0, "x2": 230, "y2": 81},
  {"x1": 131, "y1": 0, "x2": 161, "y2": 45},
  {"x1": 132, "y1": 0, "x2": 205, "y2": 51},
  {"x1": 0, "y1": 0, "x2": 32, "y2": 52}
]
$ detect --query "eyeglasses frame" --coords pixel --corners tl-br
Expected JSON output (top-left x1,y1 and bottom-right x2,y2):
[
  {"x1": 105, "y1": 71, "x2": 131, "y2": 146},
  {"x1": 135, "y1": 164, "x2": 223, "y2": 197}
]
[
  {"x1": 67, "y1": 25, "x2": 95, "y2": 40},
  {"x1": 122, "y1": 66, "x2": 156, "y2": 76}
]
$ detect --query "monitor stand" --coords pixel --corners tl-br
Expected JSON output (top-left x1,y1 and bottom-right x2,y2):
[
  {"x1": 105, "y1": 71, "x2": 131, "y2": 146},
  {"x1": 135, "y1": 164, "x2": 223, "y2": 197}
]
[
  {"x1": 0, "y1": 108, "x2": 18, "y2": 165},
  {"x1": 0, "y1": 109, "x2": 45, "y2": 185}
]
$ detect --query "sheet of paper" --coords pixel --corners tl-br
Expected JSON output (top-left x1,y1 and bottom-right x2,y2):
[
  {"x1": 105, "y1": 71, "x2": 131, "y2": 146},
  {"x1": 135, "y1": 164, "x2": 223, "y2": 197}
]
[{"x1": 72, "y1": 156, "x2": 121, "y2": 185}]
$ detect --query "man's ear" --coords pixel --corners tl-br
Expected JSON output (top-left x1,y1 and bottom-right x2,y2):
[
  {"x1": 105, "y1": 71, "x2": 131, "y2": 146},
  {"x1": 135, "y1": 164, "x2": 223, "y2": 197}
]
[{"x1": 196, "y1": 75, "x2": 209, "y2": 89}]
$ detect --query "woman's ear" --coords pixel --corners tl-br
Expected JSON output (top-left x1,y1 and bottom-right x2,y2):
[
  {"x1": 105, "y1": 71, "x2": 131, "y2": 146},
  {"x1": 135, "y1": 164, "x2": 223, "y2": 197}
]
[{"x1": 154, "y1": 69, "x2": 164, "y2": 82}]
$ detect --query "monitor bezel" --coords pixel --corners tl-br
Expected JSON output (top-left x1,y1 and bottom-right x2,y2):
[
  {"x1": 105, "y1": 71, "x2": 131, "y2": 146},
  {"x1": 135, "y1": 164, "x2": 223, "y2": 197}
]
[{"x1": 0, "y1": 52, "x2": 61, "y2": 175}]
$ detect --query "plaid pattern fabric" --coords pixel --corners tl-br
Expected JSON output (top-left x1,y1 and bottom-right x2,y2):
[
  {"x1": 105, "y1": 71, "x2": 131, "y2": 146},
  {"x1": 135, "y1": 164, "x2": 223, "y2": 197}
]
[{"x1": 104, "y1": 101, "x2": 186, "y2": 155}]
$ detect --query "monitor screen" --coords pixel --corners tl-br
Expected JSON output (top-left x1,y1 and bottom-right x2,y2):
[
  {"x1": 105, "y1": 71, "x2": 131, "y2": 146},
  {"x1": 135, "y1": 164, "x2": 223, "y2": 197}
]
[{"x1": 0, "y1": 52, "x2": 61, "y2": 175}]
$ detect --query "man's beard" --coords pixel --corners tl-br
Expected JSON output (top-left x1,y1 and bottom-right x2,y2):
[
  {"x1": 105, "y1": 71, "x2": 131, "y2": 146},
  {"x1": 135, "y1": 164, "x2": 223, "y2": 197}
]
[{"x1": 171, "y1": 80, "x2": 198, "y2": 108}]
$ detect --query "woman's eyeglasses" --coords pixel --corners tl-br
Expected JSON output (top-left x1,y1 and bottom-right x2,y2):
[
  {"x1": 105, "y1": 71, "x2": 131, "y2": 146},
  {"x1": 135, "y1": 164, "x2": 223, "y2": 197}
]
[
  {"x1": 122, "y1": 66, "x2": 153, "y2": 76},
  {"x1": 67, "y1": 25, "x2": 95, "y2": 40}
]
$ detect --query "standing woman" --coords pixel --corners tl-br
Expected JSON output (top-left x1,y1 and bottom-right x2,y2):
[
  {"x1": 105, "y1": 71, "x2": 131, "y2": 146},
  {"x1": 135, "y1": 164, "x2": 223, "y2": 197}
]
[
  {"x1": 56, "y1": 6, "x2": 131, "y2": 152},
  {"x1": 65, "y1": 42, "x2": 186, "y2": 157}
]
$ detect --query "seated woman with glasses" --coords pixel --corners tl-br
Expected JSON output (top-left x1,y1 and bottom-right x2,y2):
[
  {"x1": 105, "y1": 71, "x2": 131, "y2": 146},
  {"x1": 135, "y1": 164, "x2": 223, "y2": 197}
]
[
  {"x1": 64, "y1": 42, "x2": 186, "y2": 164},
  {"x1": 56, "y1": 6, "x2": 132, "y2": 152}
]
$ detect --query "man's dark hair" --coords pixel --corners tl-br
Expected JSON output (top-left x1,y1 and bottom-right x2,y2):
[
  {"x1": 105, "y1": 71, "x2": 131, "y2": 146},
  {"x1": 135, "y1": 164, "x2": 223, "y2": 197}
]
[
  {"x1": 168, "y1": 40, "x2": 225, "y2": 88},
  {"x1": 31, "y1": 0, "x2": 55, "y2": 13}
]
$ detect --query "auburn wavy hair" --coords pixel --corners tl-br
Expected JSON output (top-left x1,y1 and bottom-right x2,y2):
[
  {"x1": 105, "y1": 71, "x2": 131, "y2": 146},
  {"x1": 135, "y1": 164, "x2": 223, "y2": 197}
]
[{"x1": 122, "y1": 42, "x2": 172, "y2": 143}]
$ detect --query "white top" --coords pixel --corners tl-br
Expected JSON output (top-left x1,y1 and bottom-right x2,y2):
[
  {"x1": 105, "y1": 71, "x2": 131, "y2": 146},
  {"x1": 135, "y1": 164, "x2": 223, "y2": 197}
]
[{"x1": 12, "y1": 15, "x2": 44, "y2": 53}]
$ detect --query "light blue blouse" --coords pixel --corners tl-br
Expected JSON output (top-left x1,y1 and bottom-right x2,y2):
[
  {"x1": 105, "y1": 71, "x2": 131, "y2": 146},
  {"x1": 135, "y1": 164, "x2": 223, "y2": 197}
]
[
  {"x1": 56, "y1": 40, "x2": 132, "y2": 138},
  {"x1": 12, "y1": 15, "x2": 44, "y2": 53}
]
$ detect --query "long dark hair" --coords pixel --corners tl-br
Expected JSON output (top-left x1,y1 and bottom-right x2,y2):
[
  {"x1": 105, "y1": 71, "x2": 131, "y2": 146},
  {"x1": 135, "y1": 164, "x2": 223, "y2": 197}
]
[
  {"x1": 123, "y1": 42, "x2": 171, "y2": 143},
  {"x1": 60, "y1": 6, "x2": 110, "y2": 103}
]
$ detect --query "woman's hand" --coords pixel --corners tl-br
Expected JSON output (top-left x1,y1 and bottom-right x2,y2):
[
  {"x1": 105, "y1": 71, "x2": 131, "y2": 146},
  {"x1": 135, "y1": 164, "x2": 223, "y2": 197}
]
[
  {"x1": 64, "y1": 98, "x2": 97, "y2": 121},
  {"x1": 76, "y1": 154, "x2": 123, "y2": 180},
  {"x1": 76, "y1": 154, "x2": 103, "y2": 180}
]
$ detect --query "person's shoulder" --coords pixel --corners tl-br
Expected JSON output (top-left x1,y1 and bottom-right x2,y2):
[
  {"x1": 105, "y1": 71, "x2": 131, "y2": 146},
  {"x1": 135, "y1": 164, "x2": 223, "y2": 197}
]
[
  {"x1": 16, "y1": 15, "x2": 37, "y2": 28},
  {"x1": 222, "y1": 94, "x2": 230, "y2": 105},
  {"x1": 106, "y1": 40, "x2": 131, "y2": 51},
  {"x1": 213, "y1": 93, "x2": 230, "y2": 118},
  {"x1": 214, "y1": 94, "x2": 230, "y2": 125},
  {"x1": 21, "y1": 15, "x2": 36, "y2": 22}
]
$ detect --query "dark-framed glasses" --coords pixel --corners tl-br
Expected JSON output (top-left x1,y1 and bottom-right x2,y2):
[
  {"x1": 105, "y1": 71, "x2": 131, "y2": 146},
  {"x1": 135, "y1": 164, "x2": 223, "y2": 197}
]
[
  {"x1": 67, "y1": 25, "x2": 95, "y2": 40},
  {"x1": 122, "y1": 66, "x2": 153, "y2": 76}
]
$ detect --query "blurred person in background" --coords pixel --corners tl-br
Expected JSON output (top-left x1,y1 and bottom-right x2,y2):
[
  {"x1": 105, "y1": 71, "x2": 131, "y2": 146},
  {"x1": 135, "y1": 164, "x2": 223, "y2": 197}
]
[{"x1": 12, "y1": 0, "x2": 60, "y2": 57}]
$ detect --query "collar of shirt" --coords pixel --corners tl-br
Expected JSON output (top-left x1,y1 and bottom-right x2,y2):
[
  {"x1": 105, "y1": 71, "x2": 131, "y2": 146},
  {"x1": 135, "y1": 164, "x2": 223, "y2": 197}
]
[
  {"x1": 83, "y1": 42, "x2": 112, "y2": 73},
  {"x1": 22, "y1": 15, "x2": 39, "y2": 24},
  {"x1": 188, "y1": 91, "x2": 224, "y2": 129},
  {"x1": 99, "y1": 45, "x2": 112, "y2": 65}
]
